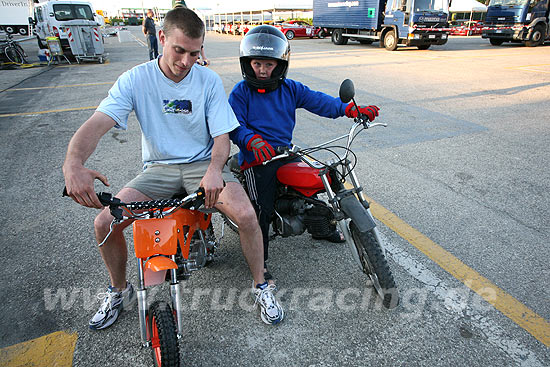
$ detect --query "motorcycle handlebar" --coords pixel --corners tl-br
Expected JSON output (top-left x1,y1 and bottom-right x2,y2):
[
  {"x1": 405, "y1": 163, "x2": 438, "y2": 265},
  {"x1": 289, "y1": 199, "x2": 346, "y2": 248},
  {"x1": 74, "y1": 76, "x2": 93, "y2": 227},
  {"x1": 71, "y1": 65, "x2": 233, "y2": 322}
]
[{"x1": 63, "y1": 187, "x2": 206, "y2": 211}]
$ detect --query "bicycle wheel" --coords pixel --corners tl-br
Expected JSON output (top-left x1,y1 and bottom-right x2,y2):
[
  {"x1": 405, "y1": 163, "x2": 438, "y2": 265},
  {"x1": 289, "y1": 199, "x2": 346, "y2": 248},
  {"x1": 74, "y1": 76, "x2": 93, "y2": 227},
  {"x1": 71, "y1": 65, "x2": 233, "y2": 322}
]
[
  {"x1": 14, "y1": 43, "x2": 27, "y2": 61},
  {"x1": 147, "y1": 301, "x2": 180, "y2": 367},
  {"x1": 5, "y1": 46, "x2": 25, "y2": 64}
]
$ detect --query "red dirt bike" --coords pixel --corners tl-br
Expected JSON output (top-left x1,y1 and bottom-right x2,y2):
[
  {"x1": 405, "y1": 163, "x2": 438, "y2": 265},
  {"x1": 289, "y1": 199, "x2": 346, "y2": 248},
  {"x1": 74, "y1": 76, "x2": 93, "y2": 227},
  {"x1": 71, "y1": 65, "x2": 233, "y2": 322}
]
[
  {"x1": 65, "y1": 188, "x2": 217, "y2": 366},
  {"x1": 224, "y1": 79, "x2": 399, "y2": 309}
]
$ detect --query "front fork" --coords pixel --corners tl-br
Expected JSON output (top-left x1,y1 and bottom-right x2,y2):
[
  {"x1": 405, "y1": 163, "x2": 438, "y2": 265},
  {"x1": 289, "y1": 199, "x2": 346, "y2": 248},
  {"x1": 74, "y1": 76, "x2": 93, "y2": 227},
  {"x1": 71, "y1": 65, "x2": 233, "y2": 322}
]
[
  {"x1": 136, "y1": 257, "x2": 184, "y2": 347},
  {"x1": 319, "y1": 160, "x2": 380, "y2": 267}
]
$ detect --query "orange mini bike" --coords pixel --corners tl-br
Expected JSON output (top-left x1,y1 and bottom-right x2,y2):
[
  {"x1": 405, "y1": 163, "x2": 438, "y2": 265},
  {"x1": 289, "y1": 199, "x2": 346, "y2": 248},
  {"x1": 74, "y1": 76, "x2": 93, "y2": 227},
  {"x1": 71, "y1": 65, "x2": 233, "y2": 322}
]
[{"x1": 94, "y1": 188, "x2": 216, "y2": 367}]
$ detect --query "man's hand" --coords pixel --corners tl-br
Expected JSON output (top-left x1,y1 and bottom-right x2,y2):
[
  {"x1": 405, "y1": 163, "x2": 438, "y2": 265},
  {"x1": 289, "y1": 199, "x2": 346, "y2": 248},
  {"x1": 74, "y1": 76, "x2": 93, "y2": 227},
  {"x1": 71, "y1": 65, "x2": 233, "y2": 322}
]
[
  {"x1": 345, "y1": 104, "x2": 380, "y2": 122},
  {"x1": 199, "y1": 168, "x2": 224, "y2": 209},
  {"x1": 246, "y1": 134, "x2": 275, "y2": 163},
  {"x1": 63, "y1": 163, "x2": 109, "y2": 209}
]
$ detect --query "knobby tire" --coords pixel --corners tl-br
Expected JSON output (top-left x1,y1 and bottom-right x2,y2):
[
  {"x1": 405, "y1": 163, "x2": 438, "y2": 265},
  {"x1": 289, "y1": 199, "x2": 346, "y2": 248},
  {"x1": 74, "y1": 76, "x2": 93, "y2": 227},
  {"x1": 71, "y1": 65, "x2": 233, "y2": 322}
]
[
  {"x1": 148, "y1": 301, "x2": 180, "y2": 367},
  {"x1": 349, "y1": 221, "x2": 399, "y2": 309}
]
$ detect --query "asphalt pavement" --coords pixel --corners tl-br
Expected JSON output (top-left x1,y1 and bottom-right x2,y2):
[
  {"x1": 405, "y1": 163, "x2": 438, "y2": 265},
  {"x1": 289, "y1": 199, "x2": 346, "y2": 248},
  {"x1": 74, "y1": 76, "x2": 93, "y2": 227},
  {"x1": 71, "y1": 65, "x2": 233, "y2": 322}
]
[{"x1": 0, "y1": 26, "x2": 549, "y2": 366}]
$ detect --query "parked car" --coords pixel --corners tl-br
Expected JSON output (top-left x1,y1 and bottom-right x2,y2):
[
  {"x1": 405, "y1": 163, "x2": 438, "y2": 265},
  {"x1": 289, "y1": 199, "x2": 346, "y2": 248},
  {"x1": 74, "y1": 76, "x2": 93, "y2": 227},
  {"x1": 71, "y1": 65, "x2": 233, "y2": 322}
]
[
  {"x1": 450, "y1": 21, "x2": 483, "y2": 36},
  {"x1": 275, "y1": 20, "x2": 320, "y2": 40}
]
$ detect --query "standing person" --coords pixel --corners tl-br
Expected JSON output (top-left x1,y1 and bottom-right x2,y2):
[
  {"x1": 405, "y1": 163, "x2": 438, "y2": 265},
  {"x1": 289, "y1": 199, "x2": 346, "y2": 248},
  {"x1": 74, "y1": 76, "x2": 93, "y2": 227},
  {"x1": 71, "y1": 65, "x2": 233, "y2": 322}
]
[
  {"x1": 63, "y1": 8, "x2": 284, "y2": 328},
  {"x1": 228, "y1": 25, "x2": 380, "y2": 284},
  {"x1": 142, "y1": 9, "x2": 158, "y2": 60}
]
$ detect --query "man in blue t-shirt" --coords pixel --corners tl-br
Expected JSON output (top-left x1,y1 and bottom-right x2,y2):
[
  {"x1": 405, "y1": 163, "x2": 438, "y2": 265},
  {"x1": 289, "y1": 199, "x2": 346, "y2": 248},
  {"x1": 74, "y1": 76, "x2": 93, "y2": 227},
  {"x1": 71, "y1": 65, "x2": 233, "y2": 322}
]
[
  {"x1": 228, "y1": 25, "x2": 380, "y2": 284},
  {"x1": 63, "y1": 8, "x2": 284, "y2": 330}
]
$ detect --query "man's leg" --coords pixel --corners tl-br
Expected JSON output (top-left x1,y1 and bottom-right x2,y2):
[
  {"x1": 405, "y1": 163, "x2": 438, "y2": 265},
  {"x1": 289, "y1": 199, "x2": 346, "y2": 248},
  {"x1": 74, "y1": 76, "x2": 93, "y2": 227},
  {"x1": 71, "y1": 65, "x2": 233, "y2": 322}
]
[
  {"x1": 146, "y1": 35, "x2": 154, "y2": 60},
  {"x1": 94, "y1": 187, "x2": 152, "y2": 290},
  {"x1": 152, "y1": 36, "x2": 159, "y2": 59},
  {"x1": 215, "y1": 182, "x2": 265, "y2": 285}
]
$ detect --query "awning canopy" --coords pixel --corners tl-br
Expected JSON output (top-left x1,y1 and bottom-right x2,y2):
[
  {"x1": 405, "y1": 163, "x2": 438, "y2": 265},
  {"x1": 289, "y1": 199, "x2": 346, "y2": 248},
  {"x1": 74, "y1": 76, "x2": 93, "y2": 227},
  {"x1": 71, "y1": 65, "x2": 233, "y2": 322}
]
[{"x1": 450, "y1": 0, "x2": 488, "y2": 12}]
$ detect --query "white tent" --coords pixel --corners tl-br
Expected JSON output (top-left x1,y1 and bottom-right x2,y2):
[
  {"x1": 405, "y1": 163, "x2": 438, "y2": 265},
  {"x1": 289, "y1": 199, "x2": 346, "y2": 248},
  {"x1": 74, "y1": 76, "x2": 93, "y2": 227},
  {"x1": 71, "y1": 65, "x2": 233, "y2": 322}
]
[
  {"x1": 449, "y1": 0, "x2": 487, "y2": 35},
  {"x1": 449, "y1": 0, "x2": 487, "y2": 12}
]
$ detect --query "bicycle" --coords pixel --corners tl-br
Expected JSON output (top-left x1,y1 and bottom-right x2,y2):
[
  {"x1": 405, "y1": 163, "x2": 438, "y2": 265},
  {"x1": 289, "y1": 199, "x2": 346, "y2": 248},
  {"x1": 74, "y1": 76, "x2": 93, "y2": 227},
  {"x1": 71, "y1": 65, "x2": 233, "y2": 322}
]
[
  {"x1": 65, "y1": 187, "x2": 217, "y2": 367},
  {"x1": 0, "y1": 33, "x2": 28, "y2": 65}
]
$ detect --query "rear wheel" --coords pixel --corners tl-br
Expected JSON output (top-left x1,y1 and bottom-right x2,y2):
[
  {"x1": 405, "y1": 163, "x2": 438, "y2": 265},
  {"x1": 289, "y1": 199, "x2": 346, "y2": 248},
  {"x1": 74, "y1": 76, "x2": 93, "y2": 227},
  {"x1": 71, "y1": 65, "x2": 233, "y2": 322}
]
[
  {"x1": 285, "y1": 30, "x2": 295, "y2": 40},
  {"x1": 148, "y1": 301, "x2": 180, "y2": 367},
  {"x1": 417, "y1": 44, "x2": 431, "y2": 50},
  {"x1": 384, "y1": 30, "x2": 398, "y2": 51},
  {"x1": 332, "y1": 29, "x2": 348, "y2": 45},
  {"x1": 349, "y1": 221, "x2": 399, "y2": 309},
  {"x1": 489, "y1": 38, "x2": 504, "y2": 46}
]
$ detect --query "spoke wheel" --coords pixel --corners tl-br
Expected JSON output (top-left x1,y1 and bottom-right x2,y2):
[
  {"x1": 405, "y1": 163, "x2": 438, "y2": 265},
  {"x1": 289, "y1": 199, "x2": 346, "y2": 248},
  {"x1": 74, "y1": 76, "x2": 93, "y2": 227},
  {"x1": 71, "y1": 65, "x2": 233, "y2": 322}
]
[
  {"x1": 147, "y1": 301, "x2": 180, "y2": 367},
  {"x1": 5, "y1": 46, "x2": 25, "y2": 64},
  {"x1": 349, "y1": 221, "x2": 399, "y2": 309},
  {"x1": 285, "y1": 30, "x2": 295, "y2": 40}
]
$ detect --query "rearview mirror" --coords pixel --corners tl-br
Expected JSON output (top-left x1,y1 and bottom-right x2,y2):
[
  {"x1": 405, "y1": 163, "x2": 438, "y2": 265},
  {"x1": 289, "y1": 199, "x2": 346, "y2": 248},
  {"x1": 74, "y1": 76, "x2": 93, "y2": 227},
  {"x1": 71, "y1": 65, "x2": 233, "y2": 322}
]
[{"x1": 339, "y1": 79, "x2": 355, "y2": 103}]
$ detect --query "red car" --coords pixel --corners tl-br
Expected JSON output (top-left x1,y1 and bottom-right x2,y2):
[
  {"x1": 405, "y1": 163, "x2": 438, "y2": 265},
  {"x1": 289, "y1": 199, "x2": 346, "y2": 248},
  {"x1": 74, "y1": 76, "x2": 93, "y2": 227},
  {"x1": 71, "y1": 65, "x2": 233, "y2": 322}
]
[
  {"x1": 449, "y1": 21, "x2": 483, "y2": 36},
  {"x1": 275, "y1": 20, "x2": 320, "y2": 40}
]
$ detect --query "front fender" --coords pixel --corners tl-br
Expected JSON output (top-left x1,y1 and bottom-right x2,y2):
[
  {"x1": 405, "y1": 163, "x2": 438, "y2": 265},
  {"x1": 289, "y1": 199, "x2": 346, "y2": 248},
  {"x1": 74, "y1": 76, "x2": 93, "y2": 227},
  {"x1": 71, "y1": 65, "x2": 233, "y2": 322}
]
[{"x1": 339, "y1": 195, "x2": 376, "y2": 233}]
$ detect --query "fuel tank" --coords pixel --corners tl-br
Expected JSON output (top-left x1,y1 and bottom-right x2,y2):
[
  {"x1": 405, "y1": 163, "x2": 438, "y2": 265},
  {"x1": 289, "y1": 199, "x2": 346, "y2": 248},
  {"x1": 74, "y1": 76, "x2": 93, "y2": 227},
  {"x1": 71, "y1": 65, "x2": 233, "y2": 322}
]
[{"x1": 276, "y1": 162, "x2": 330, "y2": 197}]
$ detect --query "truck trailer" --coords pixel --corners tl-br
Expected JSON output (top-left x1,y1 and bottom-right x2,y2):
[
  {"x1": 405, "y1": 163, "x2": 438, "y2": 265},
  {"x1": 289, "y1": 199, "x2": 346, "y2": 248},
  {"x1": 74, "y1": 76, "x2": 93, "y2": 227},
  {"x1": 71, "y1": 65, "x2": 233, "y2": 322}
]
[
  {"x1": 0, "y1": 0, "x2": 32, "y2": 35},
  {"x1": 482, "y1": 0, "x2": 549, "y2": 47},
  {"x1": 313, "y1": 0, "x2": 450, "y2": 50}
]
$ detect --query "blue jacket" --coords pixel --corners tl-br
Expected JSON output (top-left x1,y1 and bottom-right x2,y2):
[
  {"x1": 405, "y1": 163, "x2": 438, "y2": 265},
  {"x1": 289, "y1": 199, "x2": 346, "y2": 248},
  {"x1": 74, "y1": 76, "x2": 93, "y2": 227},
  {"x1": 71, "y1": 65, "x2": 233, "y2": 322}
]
[{"x1": 228, "y1": 79, "x2": 347, "y2": 166}]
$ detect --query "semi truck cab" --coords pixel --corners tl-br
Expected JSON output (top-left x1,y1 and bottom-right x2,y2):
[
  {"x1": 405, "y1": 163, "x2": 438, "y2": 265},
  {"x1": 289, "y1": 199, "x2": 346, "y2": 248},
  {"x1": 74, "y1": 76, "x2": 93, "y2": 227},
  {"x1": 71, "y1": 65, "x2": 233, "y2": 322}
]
[
  {"x1": 384, "y1": 0, "x2": 449, "y2": 50},
  {"x1": 482, "y1": 0, "x2": 549, "y2": 46}
]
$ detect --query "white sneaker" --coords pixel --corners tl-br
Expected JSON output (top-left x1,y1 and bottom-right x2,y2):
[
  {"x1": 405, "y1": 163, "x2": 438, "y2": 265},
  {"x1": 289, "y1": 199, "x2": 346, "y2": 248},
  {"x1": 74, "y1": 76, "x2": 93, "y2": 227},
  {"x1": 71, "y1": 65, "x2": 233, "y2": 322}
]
[
  {"x1": 89, "y1": 283, "x2": 136, "y2": 330},
  {"x1": 253, "y1": 282, "x2": 284, "y2": 325}
]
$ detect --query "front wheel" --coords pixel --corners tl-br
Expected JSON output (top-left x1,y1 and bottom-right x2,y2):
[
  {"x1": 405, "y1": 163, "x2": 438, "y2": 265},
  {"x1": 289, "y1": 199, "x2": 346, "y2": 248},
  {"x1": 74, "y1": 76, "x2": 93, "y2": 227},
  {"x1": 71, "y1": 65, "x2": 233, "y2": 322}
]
[
  {"x1": 525, "y1": 24, "x2": 545, "y2": 47},
  {"x1": 349, "y1": 221, "x2": 399, "y2": 309},
  {"x1": 489, "y1": 38, "x2": 504, "y2": 46},
  {"x1": 148, "y1": 301, "x2": 180, "y2": 367},
  {"x1": 384, "y1": 30, "x2": 398, "y2": 51}
]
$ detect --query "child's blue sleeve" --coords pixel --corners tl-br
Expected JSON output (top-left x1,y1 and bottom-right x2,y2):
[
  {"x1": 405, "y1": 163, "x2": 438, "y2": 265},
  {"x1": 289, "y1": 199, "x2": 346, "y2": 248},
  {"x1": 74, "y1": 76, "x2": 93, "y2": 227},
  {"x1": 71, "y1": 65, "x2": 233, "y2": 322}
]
[{"x1": 293, "y1": 81, "x2": 347, "y2": 118}]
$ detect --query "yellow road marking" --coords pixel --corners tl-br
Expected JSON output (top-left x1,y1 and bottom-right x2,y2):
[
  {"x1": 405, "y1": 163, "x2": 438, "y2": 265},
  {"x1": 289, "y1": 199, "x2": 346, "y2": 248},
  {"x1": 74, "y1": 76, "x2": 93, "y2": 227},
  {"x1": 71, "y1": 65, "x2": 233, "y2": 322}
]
[
  {"x1": 505, "y1": 64, "x2": 550, "y2": 74},
  {"x1": 0, "y1": 106, "x2": 97, "y2": 118},
  {"x1": 56, "y1": 59, "x2": 110, "y2": 67},
  {"x1": 366, "y1": 195, "x2": 550, "y2": 346},
  {"x1": 7, "y1": 82, "x2": 113, "y2": 92},
  {"x1": 0, "y1": 330, "x2": 77, "y2": 367}
]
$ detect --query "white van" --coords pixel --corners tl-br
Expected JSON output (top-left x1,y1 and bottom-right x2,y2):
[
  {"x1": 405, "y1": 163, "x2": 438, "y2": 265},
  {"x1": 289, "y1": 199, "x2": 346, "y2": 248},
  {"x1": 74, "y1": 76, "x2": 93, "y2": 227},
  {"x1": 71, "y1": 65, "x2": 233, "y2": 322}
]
[{"x1": 32, "y1": 0, "x2": 100, "y2": 50}]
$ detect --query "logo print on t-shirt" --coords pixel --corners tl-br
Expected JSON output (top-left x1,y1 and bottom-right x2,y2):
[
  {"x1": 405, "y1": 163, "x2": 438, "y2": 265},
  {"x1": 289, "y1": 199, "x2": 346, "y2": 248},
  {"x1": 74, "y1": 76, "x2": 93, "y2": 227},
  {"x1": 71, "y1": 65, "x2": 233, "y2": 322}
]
[{"x1": 163, "y1": 99, "x2": 192, "y2": 114}]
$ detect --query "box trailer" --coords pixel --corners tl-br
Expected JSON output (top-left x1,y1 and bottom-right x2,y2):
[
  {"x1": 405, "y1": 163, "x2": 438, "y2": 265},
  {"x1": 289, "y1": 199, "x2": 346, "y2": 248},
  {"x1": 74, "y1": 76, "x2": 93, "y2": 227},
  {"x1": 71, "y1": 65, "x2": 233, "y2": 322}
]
[
  {"x1": 0, "y1": 0, "x2": 32, "y2": 35},
  {"x1": 314, "y1": 0, "x2": 450, "y2": 50}
]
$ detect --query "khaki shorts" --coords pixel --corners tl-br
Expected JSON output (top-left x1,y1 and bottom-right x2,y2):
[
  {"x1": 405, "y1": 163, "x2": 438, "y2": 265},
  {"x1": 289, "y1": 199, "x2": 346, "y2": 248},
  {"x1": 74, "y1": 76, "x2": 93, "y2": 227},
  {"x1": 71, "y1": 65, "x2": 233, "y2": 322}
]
[{"x1": 125, "y1": 161, "x2": 238, "y2": 200}]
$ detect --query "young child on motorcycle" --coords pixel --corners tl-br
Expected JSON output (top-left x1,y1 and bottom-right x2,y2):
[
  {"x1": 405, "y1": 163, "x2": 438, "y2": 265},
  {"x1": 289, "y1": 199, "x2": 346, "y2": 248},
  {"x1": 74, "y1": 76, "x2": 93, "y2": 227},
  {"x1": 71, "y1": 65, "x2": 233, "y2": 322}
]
[{"x1": 228, "y1": 25, "x2": 380, "y2": 283}]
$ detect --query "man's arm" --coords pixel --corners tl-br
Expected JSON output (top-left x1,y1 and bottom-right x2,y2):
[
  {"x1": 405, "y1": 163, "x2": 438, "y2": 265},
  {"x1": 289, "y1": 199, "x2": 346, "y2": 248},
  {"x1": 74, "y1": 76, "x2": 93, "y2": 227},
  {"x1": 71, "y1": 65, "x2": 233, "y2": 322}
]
[
  {"x1": 200, "y1": 133, "x2": 230, "y2": 208},
  {"x1": 63, "y1": 111, "x2": 116, "y2": 208}
]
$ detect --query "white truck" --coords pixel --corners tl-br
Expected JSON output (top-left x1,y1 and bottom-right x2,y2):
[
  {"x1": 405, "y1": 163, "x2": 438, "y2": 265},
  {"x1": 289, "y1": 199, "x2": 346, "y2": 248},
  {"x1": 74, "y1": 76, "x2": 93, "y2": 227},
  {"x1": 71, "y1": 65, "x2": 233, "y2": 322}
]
[
  {"x1": 0, "y1": 0, "x2": 32, "y2": 35},
  {"x1": 31, "y1": 0, "x2": 104, "y2": 62}
]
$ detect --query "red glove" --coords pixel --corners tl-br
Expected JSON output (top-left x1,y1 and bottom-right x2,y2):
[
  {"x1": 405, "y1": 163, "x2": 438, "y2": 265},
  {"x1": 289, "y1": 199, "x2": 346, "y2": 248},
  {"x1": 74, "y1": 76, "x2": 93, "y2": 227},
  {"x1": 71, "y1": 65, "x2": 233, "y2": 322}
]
[
  {"x1": 345, "y1": 104, "x2": 380, "y2": 122},
  {"x1": 246, "y1": 134, "x2": 275, "y2": 163}
]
